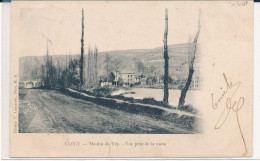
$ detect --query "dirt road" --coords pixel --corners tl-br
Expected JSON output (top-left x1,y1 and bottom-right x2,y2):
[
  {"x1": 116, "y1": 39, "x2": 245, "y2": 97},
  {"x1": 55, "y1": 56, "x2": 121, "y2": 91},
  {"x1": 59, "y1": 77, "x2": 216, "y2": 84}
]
[{"x1": 19, "y1": 89, "x2": 193, "y2": 133}]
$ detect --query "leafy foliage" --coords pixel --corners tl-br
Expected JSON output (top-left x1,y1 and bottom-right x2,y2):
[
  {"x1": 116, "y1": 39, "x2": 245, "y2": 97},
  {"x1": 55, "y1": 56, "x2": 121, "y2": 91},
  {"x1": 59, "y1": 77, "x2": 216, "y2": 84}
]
[{"x1": 60, "y1": 59, "x2": 80, "y2": 88}]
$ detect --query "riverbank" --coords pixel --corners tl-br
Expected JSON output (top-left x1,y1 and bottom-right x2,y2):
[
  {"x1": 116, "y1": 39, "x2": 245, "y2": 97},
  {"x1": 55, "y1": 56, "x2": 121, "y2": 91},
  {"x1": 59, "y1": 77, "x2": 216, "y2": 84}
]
[{"x1": 60, "y1": 88, "x2": 200, "y2": 132}]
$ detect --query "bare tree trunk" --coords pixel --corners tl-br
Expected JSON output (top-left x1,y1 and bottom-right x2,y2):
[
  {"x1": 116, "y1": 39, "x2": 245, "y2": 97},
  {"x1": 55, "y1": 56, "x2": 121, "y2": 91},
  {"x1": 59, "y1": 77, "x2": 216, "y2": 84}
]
[
  {"x1": 87, "y1": 46, "x2": 91, "y2": 88},
  {"x1": 178, "y1": 10, "x2": 201, "y2": 107},
  {"x1": 80, "y1": 9, "x2": 85, "y2": 87},
  {"x1": 163, "y1": 8, "x2": 169, "y2": 104}
]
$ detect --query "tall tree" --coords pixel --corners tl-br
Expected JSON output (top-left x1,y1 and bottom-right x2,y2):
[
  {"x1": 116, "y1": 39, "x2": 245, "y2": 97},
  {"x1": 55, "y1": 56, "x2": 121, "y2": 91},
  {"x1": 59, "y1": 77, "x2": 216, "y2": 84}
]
[
  {"x1": 80, "y1": 9, "x2": 85, "y2": 87},
  {"x1": 60, "y1": 58, "x2": 80, "y2": 88},
  {"x1": 94, "y1": 46, "x2": 98, "y2": 83},
  {"x1": 66, "y1": 52, "x2": 68, "y2": 70},
  {"x1": 40, "y1": 64, "x2": 45, "y2": 85},
  {"x1": 87, "y1": 46, "x2": 92, "y2": 87},
  {"x1": 163, "y1": 8, "x2": 169, "y2": 104},
  {"x1": 90, "y1": 48, "x2": 94, "y2": 85},
  {"x1": 104, "y1": 54, "x2": 111, "y2": 76},
  {"x1": 57, "y1": 60, "x2": 62, "y2": 88},
  {"x1": 135, "y1": 60, "x2": 145, "y2": 73},
  {"x1": 149, "y1": 65, "x2": 156, "y2": 76},
  {"x1": 112, "y1": 58, "x2": 121, "y2": 86},
  {"x1": 112, "y1": 58, "x2": 121, "y2": 72},
  {"x1": 86, "y1": 46, "x2": 99, "y2": 87},
  {"x1": 178, "y1": 10, "x2": 201, "y2": 107},
  {"x1": 45, "y1": 42, "x2": 51, "y2": 88}
]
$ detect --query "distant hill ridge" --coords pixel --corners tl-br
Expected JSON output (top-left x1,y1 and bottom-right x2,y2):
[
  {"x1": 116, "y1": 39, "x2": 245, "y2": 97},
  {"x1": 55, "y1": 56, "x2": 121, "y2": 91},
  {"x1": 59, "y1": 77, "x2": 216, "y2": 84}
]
[{"x1": 19, "y1": 43, "x2": 200, "y2": 81}]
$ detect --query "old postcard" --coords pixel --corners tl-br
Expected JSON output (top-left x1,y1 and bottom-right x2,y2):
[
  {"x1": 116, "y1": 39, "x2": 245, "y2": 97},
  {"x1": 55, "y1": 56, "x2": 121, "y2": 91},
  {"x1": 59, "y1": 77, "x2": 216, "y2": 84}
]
[{"x1": 10, "y1": 1, "x2": 253, "y2": 157}]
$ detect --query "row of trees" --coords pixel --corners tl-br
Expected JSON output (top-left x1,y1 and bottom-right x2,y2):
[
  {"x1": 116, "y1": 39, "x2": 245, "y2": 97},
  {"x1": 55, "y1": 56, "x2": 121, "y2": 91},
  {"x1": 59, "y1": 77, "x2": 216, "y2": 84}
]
[
  {"x1": 40, "y1": 46, "x2": 80, "y2": 89},
  {"x1": 86, "y1": 46, "x2": 98, "y2": 87},
  {"x1": 40, "y1": 47, "x2": 99, "y2": 89},
  {"x1": 39, "y1": 8, "x2": 200, "y2": 109},
  {"x1": 40, "y1": 9, "x2": 99, "y2": 89}
]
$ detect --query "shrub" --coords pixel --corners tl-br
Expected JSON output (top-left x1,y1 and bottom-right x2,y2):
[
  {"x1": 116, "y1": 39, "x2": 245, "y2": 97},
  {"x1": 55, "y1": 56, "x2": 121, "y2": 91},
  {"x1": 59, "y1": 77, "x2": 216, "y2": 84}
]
[
  {"x1": 19, "y1": 89, "x2": 26, "y2": 100},
  {"x1": 178, "y1": 104, "x2": 198, "y2": 114},
  {"x1": 92, "y1": 86, "x2": 112, "y2": 96}
]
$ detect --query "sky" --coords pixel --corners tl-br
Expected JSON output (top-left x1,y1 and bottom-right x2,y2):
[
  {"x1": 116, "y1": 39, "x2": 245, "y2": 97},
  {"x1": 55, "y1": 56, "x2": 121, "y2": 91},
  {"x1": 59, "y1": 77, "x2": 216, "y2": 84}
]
[{"x1": 17, "y1": 1, "x2": 200, "y2": 57}]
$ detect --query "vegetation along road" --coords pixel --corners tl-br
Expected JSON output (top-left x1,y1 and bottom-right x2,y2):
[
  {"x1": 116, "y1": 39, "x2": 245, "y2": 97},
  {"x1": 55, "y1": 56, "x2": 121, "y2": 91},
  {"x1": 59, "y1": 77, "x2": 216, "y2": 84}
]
[{"x1": 19, "y1": 89, "x2": 194, "y2": 134}]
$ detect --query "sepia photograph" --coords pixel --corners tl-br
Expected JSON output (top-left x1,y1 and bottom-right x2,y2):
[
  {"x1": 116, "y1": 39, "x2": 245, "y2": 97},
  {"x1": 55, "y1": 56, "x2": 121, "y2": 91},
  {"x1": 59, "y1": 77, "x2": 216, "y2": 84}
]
[
  {"x1": 18, "y1": 4, "x2": 202, "y2": 134},
  {"x1": 9, "y1": 1, "x2": 253, "y2": 157}
]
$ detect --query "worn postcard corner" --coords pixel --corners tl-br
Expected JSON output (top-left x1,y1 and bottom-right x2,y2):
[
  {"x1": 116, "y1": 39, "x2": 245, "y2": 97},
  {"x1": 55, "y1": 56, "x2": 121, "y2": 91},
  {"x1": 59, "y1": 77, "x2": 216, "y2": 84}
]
[{"x1": 10, "y1": 0, "x2": 253, "y2": 158}]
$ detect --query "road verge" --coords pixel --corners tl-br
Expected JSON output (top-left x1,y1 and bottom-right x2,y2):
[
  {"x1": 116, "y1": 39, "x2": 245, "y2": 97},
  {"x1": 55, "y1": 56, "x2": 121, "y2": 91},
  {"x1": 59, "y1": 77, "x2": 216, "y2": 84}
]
[{"x1": 60, "y1": 88, "x2": 200, "y2": 132}]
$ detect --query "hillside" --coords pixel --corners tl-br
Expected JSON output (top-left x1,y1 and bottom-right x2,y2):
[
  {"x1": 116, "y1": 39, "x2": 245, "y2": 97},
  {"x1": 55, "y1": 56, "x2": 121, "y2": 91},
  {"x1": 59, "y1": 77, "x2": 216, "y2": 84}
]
[{"x1": 19, "y1": 43, "x2": 201, "y2": 82}]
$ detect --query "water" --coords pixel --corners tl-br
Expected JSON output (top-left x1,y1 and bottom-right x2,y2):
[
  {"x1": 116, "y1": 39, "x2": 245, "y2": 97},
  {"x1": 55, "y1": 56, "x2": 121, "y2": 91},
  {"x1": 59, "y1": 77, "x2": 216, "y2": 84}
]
[{"x1": 113, "y1": 88, "x2": 199, "y2": 107}]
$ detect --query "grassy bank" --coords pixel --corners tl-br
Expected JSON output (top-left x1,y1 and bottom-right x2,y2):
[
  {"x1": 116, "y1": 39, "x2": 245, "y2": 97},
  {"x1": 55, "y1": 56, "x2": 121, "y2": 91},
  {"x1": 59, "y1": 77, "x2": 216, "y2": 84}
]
[
  {"x1": 60, "y1": 88, "x2": 200, "y2": 132},
  {"x1": 71, "y1": 86, "x2": 198, "y2": 115}
]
